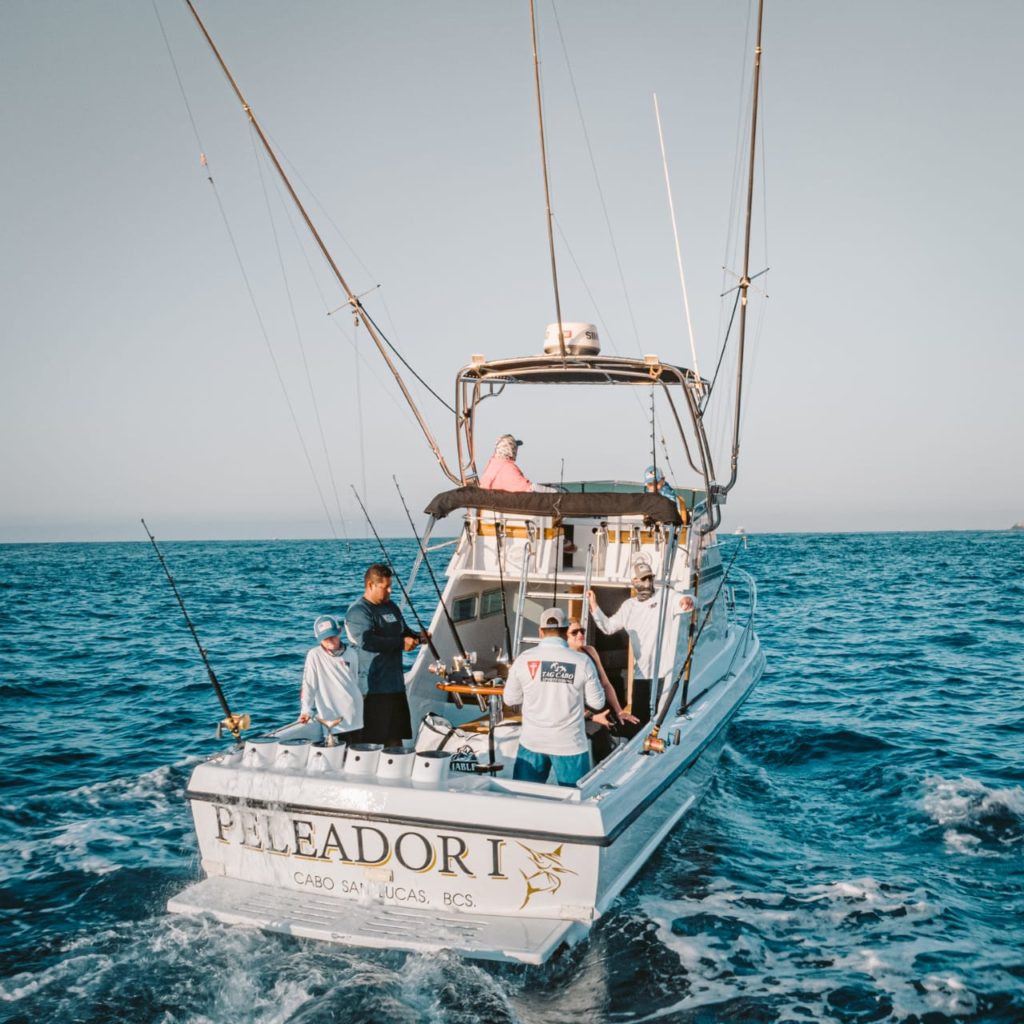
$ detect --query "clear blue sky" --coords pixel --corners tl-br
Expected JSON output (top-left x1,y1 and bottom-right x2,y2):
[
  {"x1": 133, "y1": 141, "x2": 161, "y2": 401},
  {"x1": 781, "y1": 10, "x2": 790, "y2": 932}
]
[{"x1": 2, "y1": 1, "x2": 1021, "y2": 541}]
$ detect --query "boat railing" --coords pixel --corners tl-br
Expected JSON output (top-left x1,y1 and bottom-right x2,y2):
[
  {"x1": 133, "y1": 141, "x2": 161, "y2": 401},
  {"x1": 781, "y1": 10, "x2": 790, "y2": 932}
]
[
  {"x1": 456, "y1": 508, "x2": 691, "y2": 586},
  {"x1": 725, "y1": 566, "x2": 758, "y2": 662}
]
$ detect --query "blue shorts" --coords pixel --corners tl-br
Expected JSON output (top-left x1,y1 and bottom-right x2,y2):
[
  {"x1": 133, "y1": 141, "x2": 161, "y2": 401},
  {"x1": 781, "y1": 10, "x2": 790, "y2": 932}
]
[{"x1": 513, "y1": 745, "x2": 591, "y2": 787}]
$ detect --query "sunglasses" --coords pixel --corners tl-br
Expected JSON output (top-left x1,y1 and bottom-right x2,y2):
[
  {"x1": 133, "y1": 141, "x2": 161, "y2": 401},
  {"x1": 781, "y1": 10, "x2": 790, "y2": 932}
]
[{"x1": 568, "y1": 627, "x2": 585, "y2": 636}]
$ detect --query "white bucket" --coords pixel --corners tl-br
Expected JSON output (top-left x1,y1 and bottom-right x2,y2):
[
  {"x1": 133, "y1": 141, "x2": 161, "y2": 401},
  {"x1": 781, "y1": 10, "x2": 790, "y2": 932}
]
[
  {"x1": 242, "y1": 736, "x2": 278, "y2": 769},
  {"x1": 308, "y1": 740, "x2": 347, "y2": 773},
  {"x1": 274, "y1": 738, "x2": 309, "y2": 770},
  {"x1": 345, "y1": 742, "x2": 383, "y2": 777},
  {"x1": 412, "y1": 749, "x2": 452, "y2": 789},
  {"x1": 376, "y1": 746, "x2": 415, "y2": 781}
]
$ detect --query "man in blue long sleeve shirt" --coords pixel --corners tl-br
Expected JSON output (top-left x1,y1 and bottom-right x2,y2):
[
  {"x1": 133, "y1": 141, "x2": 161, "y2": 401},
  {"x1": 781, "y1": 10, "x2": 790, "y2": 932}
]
[{"x1": 345, "y1": 563, "x2": 425, "y2": 746}]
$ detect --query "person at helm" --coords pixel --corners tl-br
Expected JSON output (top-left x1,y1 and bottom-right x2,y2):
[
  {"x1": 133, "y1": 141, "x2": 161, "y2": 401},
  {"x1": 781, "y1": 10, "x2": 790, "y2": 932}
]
[{"x1": 480, "y1": 434, "x2": 533, "y2": 491}]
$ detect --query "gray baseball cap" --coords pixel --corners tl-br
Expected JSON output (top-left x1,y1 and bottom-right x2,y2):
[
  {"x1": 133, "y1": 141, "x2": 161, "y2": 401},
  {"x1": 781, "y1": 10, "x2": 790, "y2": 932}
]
[{"x1": 539, "y1": 607, "x2": 568, "y2": 630}]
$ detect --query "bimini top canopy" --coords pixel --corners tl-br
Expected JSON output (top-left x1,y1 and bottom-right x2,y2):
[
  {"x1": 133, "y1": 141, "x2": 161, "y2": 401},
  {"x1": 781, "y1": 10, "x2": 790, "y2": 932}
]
[
  {"x1": 425, "y1": 486, "x2": 684, "y2": 525},
  {"x1": 457, "y1": 354, "x2": 705, "y2": 388}
]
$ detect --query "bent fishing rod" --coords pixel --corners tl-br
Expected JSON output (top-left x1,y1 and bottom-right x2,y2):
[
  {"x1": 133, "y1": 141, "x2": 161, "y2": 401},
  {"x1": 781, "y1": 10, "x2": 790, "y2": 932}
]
[
  {"x1": 392, "y1": 476, "x2": 469, "y2": 661},
  {"x1": 349, "y1": 487, "x2": 441, "y2": 662},
  {"x1": 140, "y1": 519, "x2": 249, "y2": 744}
]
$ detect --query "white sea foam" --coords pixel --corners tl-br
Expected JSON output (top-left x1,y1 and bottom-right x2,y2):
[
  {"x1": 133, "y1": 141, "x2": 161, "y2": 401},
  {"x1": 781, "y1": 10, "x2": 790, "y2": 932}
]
[
  {"x1": 922, "y1": 774, "x2": 1024, "y2": 828},
  {"x1": 2, "y1": 759, "x2": 202, "y2": 883},
  {"x1": 638, "y1": 873, "x2": 966, "y2": 1020},
  {"x1": 62, "y1": 757, "x2": 200, "y2": 809}
]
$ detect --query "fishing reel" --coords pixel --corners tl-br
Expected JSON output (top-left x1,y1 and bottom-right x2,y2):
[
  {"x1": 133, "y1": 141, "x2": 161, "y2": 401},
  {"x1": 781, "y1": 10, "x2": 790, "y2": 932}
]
[{"x1": 216, "y1": 713, "x2": 251, "y2": 741}]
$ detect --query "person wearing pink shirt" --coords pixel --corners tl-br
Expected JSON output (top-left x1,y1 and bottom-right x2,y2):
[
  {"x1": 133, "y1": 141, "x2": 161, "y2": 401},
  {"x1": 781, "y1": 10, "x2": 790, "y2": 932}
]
[{"x1": 480, "y1": 434, "x2": 533, "y2": 491}]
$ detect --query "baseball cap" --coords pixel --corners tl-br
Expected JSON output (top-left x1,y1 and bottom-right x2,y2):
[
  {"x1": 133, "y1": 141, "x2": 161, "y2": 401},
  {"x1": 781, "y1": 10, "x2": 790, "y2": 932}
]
[
  {"x1": 632, "y1": 558, "x2": 655, "y2": 579},
  {"x1": 644, "y1": 465, "x2": 658, "y2": 484},
  {"x1": 539, "y1": 607, "x2": 568, "y2": 630},
  {"x1": 313, "y1": 615, "x2": 342, "y2": 642}
]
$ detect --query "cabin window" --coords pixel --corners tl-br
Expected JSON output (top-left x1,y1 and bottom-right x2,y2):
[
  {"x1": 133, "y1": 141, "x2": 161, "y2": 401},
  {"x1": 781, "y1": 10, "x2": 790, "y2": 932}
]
[
  {"x1": 480, "y1": 588, "x2": 505, "y2": 619},
  {"x1": 452, "y1": 594, "x2": 477, "y2": 623}
]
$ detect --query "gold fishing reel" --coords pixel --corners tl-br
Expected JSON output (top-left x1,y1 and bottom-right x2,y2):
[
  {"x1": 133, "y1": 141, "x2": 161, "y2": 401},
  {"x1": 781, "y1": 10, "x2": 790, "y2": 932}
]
[{"x1": 217, "y1": 712, "x2": 251, "y2": 741}]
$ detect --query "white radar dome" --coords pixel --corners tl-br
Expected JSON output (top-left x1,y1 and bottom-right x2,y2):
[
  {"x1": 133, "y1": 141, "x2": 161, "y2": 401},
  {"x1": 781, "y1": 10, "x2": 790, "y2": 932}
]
[{"x1": 543, "y1": 322, "x2": 600, "y2": 357}]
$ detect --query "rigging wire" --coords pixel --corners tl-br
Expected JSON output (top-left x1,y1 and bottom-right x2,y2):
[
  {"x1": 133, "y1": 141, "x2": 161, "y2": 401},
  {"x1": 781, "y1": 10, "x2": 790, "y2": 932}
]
[
  {"x1": 530, "y1": 0, "x2": 567, "y2": 360},
  {"x1": 549, "y1": 0, "x2": 642, "y2": 356},
  {"x1": 249, "y1": 130, "x2": 350, "y2": 543},
  {"x1": 150, "y1": 0, "x2": 347, "y2": 547},
  {"x1": 551, "y1": 214, "x2": 665, "y2": 451},
  {"x1": 267, "y1": 179, "x2": 404, "y2": 511},
  {"x1": 267, "y1": 135, "x2": 456, "y2": 419}
]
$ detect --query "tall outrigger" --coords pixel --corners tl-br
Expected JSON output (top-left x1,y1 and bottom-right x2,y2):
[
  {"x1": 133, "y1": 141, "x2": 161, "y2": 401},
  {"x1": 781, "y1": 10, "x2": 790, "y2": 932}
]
[{"x1": 168, "y1": 1, "x2": 768, "y2": 964}]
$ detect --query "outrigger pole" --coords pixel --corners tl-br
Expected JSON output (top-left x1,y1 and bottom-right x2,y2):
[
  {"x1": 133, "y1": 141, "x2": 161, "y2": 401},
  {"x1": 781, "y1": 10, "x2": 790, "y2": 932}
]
[
  {"x1": 141, "y1": 519, "x2": 250, "y2": 744},
  {"x1": 349, "y1": 486, "x2": 442, "y2": 662},
  {"x1": 719, "y1": 0, "x2": 765, "y2": 498},
  {"x1": 392, "y1": 475, "x2": 469, "y2": 660},
  {"x1": 644, "y1": 0, "x2": 765, "y2": 750},
  {"x1": 183, "y1": 1, "x2": 461, "y2": 485}
]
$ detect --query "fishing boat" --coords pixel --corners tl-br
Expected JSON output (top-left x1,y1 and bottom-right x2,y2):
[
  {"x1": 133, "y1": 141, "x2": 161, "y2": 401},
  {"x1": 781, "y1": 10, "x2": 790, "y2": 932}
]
[{"x1": 167, "y1": 1, "x2": 767, "y2": 964}]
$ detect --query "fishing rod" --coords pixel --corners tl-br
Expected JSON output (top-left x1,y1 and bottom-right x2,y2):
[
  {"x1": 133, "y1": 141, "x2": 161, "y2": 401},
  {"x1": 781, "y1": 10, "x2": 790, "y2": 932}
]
[
  {"x1": 349, "y1": 486, "x2": 441, "y2": 661},
  {"x1": 494, "y1": 520, "x2": 515, "y2": 661},
  {"x1": 392, "y1": 476, "x2": 469, "y2": 661},
  {"x1": 649, "y1": 388, "x2": 657, "y2": 484},
  {"x1": 552, "y1": 457, "x2": 564, "y2": 605},
  {"x1": 643, "y1": 537, "x2": 745, "y2": 753},
  {"x1": 140, "y1": 518, "x2": 249, "y2": 745}
]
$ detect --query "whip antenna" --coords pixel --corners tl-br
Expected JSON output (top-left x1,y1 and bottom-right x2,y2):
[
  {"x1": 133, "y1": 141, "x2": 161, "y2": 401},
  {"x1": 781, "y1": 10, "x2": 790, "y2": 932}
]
[
  {"x1": 654, "y1": 92, "x2": 702, "y2": 387},
  {"x1": 529, "y1": 0, "x2": 567, "y2": 360}
]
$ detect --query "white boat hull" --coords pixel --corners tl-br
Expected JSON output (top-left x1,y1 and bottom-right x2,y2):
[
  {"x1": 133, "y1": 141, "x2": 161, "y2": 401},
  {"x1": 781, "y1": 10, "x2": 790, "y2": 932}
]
[{"x1": 170, "y1": 628, "x2": 763, "y2": 963}]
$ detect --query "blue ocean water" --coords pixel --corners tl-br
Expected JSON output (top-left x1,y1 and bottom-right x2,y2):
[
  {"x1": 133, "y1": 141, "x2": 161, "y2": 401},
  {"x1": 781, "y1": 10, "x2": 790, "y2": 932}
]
[{"x1": 0, "y1": 531, "x2": 1021, "y2": 1023}]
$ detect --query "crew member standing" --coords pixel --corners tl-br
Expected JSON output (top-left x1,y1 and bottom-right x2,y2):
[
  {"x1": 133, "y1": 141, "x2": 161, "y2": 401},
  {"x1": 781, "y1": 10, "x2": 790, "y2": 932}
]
[
  {"x1": 345, "y1": 563, "x2": 426, "y2": 747},
  {"x1": 299, "y1": 615, "x2": 364, "y2": 743},
  {"x1": 503, "y1": 607, "x2": 606, "y2": 787},
  {"x1": 586, "y1": 558, "x2": 694, "y2": 725}
]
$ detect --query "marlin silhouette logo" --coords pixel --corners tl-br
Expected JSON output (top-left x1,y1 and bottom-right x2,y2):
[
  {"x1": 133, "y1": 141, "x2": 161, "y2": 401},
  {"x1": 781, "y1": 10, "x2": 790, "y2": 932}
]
[{"x1": 517, "y1": 842, "x2": 577, "y2": 909}]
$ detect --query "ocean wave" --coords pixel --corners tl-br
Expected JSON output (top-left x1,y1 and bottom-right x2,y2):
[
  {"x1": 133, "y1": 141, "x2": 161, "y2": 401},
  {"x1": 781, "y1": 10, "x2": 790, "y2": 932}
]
[
  {"x1": 921, "y1": 775, "x2": 1024, "y2": 852},
  {"x1": 731, "y1": 720, "x2": 896, "y2": 766}
]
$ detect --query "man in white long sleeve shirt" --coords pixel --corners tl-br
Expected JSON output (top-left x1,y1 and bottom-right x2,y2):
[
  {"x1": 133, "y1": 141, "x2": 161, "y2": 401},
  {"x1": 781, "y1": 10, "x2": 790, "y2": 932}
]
[
  {"x1": 299, "y1": 615, "x2": 365, "y2": 742},
  {"x1": 503, "y1": 607, "x2": 606, "y2": 786},
  {"x1": 586, "y1": 558, "x2": 694, "y2": 724}
]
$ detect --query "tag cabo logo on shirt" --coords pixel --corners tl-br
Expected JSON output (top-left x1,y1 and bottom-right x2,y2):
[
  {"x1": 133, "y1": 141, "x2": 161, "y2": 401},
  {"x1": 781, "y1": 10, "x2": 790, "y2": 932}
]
[{"x1": 539, "y1": 660, "x2": 575, "y2": 684}]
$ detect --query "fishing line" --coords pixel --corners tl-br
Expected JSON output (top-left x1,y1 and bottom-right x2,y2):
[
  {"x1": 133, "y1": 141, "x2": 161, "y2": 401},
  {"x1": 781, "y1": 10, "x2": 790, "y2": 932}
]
[
  {"x1": 260, "y1": 130, "x2": 455, "y2": 418},
  {"x1": 393, "y1": 476, "x2": 468, "y2": 660},
  {"x1": 153, "y1": 1, "x2": 347, "y2": 548}
]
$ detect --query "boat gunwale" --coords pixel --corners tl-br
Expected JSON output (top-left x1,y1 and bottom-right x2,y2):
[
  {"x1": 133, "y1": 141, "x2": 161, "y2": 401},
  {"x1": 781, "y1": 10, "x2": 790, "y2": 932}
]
[{"x1": 184, "y1": 636, "x2": 762, "y2": 848}]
